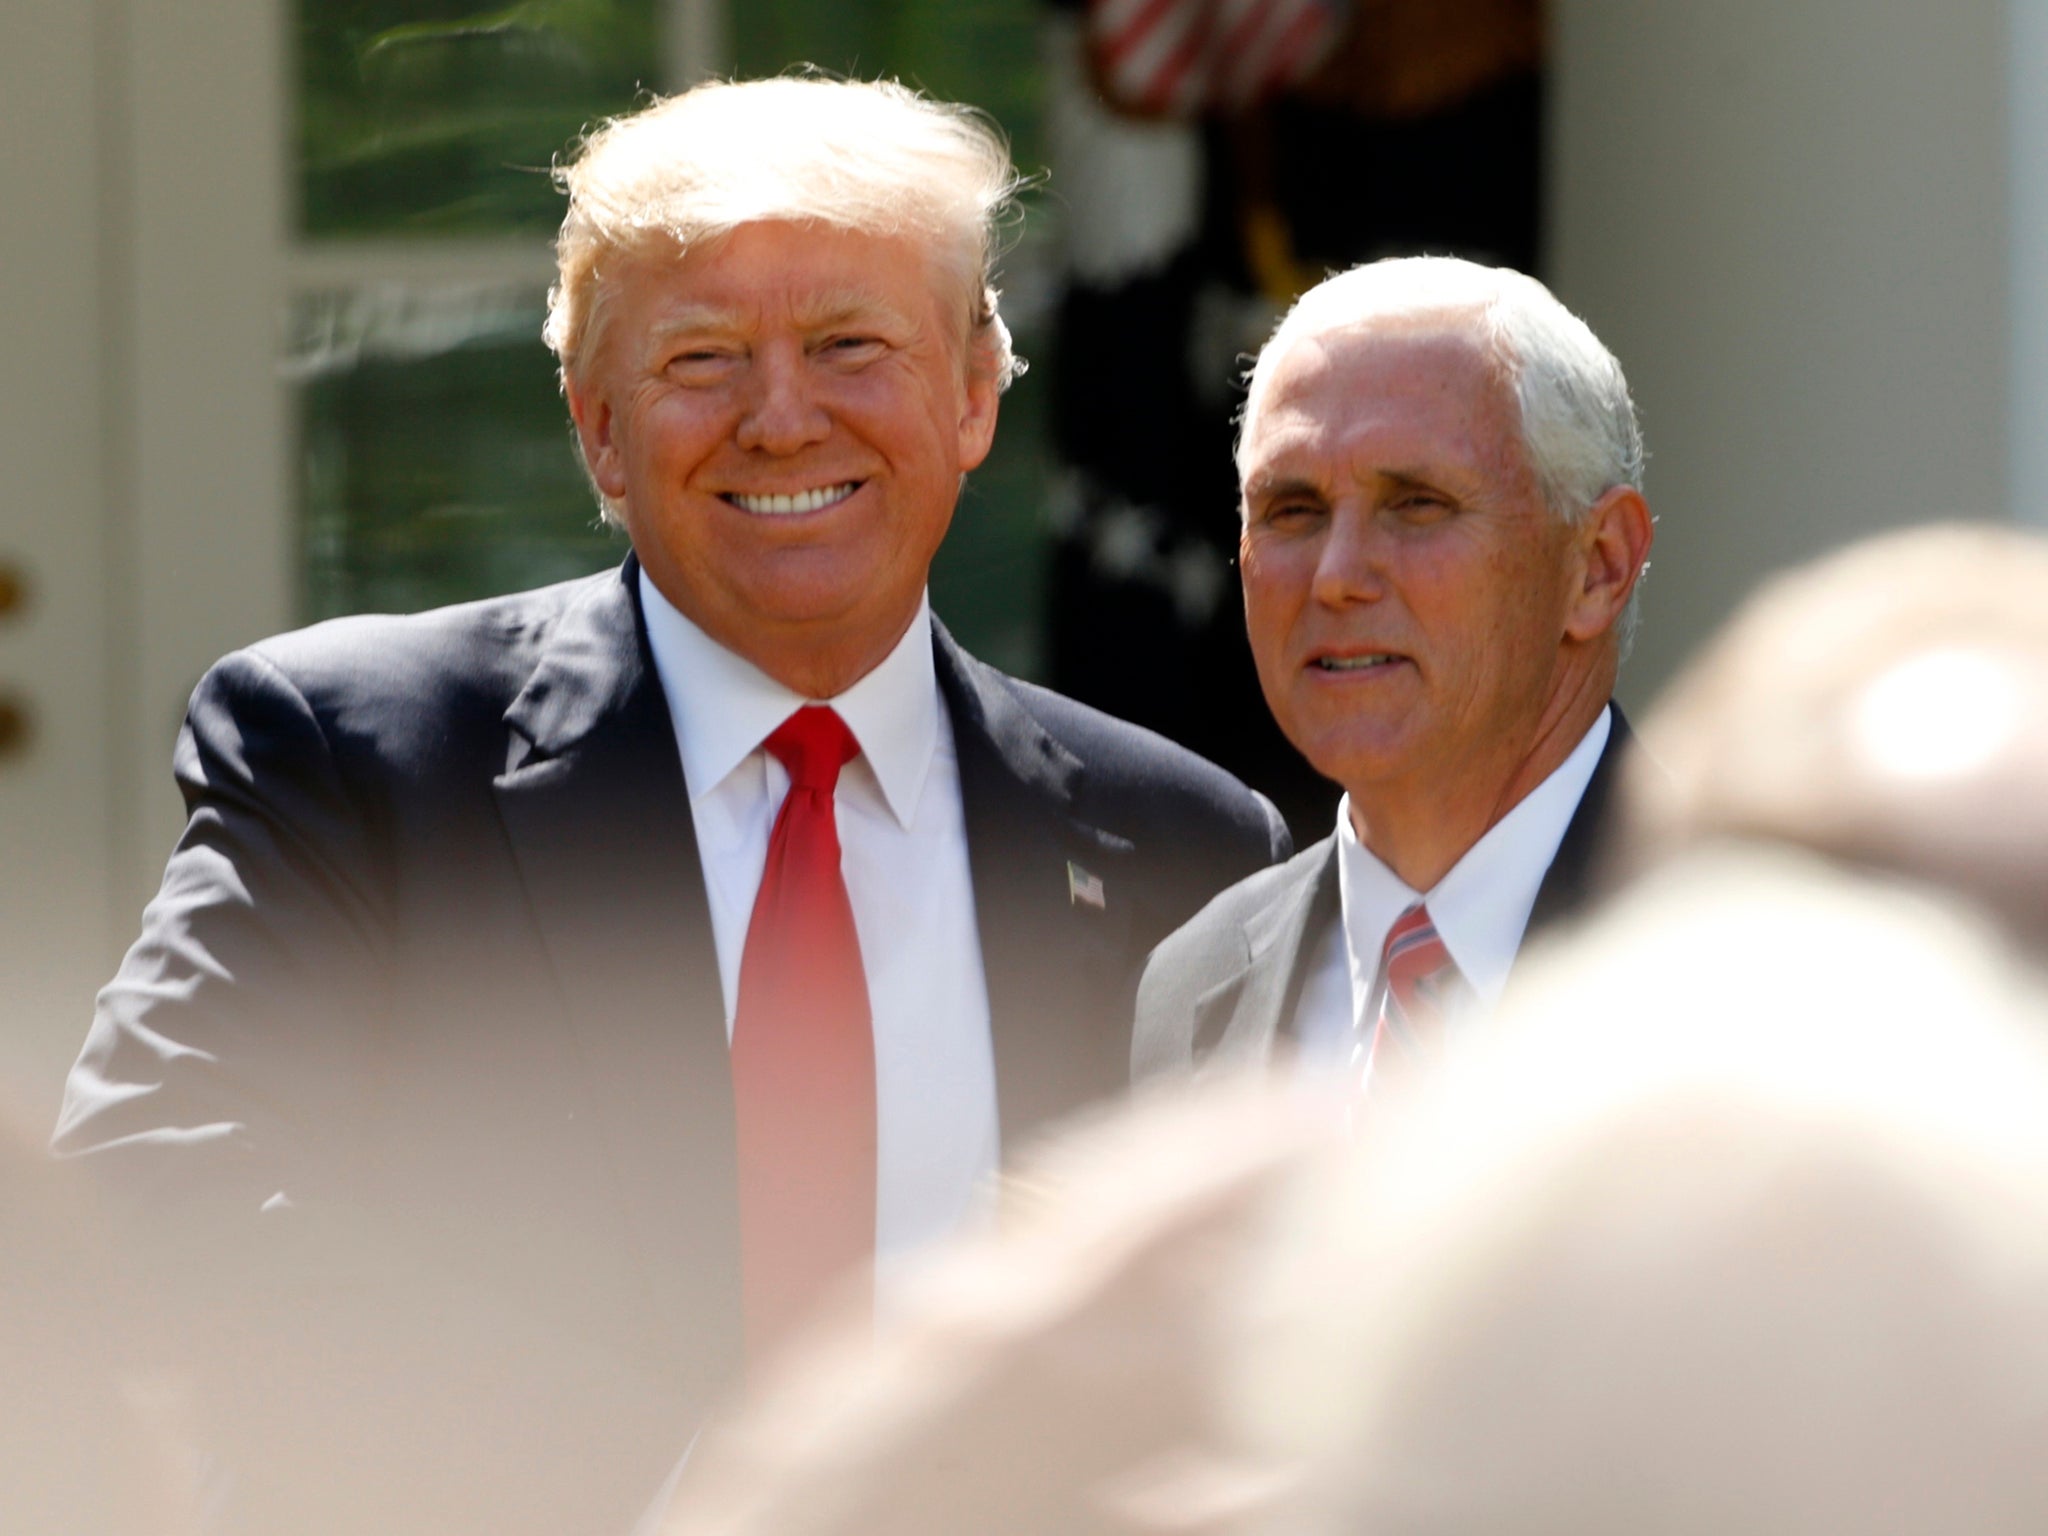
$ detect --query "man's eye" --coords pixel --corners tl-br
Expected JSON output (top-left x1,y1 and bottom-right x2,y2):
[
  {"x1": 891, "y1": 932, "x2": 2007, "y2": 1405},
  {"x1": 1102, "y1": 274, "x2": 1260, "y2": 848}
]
[
  {"x1": 1393, "y1": 491, "x2": 1452, "y2": 518},
  {"x1": 1260, "y1": 500, "x2": 1321, "y2": 527},
  {"x1": 665, "y1": 349, "x2": 735, "y2": 378},
  {"x1": 820, "y1": 335, "x2": 887, "y2": 362}
]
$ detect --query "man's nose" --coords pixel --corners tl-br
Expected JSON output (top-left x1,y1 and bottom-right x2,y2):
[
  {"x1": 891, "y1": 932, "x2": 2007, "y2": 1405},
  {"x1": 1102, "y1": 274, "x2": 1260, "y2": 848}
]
[
  {"x1": 1309, "y1": 505, "x2": 1386, "y2": 606},
  {"x1": 735, "y1": 346, "x2": 831, "y2": 455}
]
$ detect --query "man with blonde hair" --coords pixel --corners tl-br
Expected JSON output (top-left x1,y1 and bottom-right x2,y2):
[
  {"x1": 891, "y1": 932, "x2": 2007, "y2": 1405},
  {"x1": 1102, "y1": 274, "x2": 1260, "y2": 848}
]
[
  {"x1": 1136, "y1": 256, "x2": 1652, "y2": 1084},
  {"x1": 57, "y1": 77, "x2": 1285, "y2": 1536}
]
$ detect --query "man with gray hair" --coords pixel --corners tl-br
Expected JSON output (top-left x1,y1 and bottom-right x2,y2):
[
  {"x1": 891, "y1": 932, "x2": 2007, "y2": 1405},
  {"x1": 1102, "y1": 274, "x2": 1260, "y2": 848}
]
[
  {"x1": 1135, "y1": 256, "x2": 1652, "y2": 1082},
  {"x1": 56, "y1": 77, "x2": 1286, "y2": 1536}
]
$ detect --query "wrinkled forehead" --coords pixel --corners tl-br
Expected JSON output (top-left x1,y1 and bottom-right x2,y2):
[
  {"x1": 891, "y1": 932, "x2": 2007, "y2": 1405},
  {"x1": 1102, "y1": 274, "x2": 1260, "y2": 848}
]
[
  {"x1": 1238, "y1": 309, "x2": 1518, "y2": 473},
  {"x1": 1248, "y1": 300, "x2": 1503, "y2": 414},
  {"x1": 577, "y1": 218, "x2": 974, "y2": 374}
]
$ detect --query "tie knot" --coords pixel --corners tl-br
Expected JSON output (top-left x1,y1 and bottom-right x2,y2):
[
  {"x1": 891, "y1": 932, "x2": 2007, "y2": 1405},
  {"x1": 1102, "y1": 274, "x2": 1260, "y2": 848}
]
[
  {"x1": 764, "y1": 706, "x2": 859, "y2": 793},
  {"x1": 1382, "y1": 901, "x2": 1438, "y2": 959}
]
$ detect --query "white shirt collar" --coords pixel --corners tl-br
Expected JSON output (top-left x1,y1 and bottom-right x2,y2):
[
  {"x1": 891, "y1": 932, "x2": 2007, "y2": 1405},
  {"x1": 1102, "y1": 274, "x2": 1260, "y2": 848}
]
[
  {"x1": 1337, "y1": 706, "x2": 1612, "y2": 1009},
  {"x1": 637, "y1": 565, "x2": 939, "y2": 829}
]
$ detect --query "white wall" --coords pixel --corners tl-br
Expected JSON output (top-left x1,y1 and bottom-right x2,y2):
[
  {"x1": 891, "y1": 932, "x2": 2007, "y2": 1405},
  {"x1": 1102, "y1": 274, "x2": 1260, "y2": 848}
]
[
  {"x1": 2012, "y1": 0, "x2": 2048, "y2": 523},
  {"x1": 124, "y1": 0, "x2": 292, "y2": 879},
  {"x1": 0, "y1": 0, "x2": 287, "y2": 1121},
  {"x1": 1550, "y1": 1, "x2": 2008, "y2": 709},
  {"x1": 0, "y1": 0, "x2": 117, "y2": 1122}
]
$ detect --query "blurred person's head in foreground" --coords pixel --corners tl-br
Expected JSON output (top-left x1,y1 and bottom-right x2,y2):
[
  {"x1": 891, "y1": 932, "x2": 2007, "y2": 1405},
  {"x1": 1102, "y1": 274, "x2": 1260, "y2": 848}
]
[
  {"x1": 668, "y1": 847, "x2": 2048, "y2": 1536},
  {"x1": 660, "y1": 1077, "x2": 1343, "y2": 1536},
  {"x1": 1618, "y1": 521, "x2": 2048, "y2": 954},
  {"x1": 1236, "y1": 845, "x2": 2048, "y2": 1536}
]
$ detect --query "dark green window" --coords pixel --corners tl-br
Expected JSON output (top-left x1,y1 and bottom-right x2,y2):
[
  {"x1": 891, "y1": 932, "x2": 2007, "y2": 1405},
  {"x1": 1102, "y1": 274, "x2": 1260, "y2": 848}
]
[{"x1": 291, "y1": 0, "x2": 1053, "y2": 676}]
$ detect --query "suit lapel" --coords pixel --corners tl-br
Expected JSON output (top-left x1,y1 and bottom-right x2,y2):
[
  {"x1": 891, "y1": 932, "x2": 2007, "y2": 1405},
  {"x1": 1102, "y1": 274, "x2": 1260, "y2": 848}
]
[
  {"x1": 1202, "y1": 840, "x2": 1340, "y2": 1068},
  {"x1": 491, "y1": 561, "x2": 741, "y2": 1394},
  {"x1": 1525, "y1": 704, "x2": 1635, "y2": 939},
  {"x1": 935, "y1": 623, "x2": 1137, "y2": 1150},
  {"x1": 1183, "y1": 704, "x2": 1629, "y2": 1072}
]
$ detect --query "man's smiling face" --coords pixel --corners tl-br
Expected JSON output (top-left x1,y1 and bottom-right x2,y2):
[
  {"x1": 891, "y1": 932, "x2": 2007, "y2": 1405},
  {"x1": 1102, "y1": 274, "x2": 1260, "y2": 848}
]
[
  {"x1": 568, "y1": 218, "x2": 1000, "y2": 695},
  {"x1": 1237, "y1": 310, "x2": 1583, "y2": 812}
]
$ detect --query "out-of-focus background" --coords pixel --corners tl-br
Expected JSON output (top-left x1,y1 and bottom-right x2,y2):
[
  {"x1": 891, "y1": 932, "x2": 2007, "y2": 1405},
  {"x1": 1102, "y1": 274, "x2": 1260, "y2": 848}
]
[{"x1": 1, "y1": 0, "x2": 2039, "y2": 1118}]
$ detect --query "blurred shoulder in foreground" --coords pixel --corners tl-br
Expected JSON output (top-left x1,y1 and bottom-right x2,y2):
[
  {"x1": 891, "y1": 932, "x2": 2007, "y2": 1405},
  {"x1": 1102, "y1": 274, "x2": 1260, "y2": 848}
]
[
  {"x1": 667, "y1": 846, "x2": 2048, "y2": 1536},
  {"x1": 1617, "y1": 520, "x2": 2048, "y2": 957}
]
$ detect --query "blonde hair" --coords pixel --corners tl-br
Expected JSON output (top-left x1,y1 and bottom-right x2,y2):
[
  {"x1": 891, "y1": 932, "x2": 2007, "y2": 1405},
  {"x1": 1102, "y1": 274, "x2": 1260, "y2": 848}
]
[{"x1": 545, "y1": 76, "x2": 1026, "y2": 390}]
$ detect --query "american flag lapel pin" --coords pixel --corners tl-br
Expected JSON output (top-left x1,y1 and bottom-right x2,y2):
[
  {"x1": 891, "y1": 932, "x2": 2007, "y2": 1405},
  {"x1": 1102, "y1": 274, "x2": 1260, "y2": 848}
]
[{"x1": 1067, "y1": 860, "x2": 1106, "y2": 910}]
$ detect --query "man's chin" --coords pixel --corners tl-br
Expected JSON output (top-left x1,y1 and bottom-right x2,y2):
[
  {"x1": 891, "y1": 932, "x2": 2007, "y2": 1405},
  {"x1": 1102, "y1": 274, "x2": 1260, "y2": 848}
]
[
  {"x1": 1294, "y1": 737, "x2": 1428, "y2": 805},
  {"x1": 704, "y1": 587, "x2": 928, "y2": 694}
]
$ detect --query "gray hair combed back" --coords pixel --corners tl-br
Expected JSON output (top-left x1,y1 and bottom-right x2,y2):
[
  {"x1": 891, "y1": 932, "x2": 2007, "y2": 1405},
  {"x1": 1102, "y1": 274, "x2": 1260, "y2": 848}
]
[
  {"x1": 545, "y1": 76, "x2": 1028, "y2": 390},
  {"x1": 1240, "y1": 256, "x2": 1648, "y2": 648}
]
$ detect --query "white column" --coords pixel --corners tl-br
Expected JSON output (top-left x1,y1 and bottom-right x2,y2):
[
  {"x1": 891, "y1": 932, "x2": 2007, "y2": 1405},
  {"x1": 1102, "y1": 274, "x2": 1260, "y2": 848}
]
[
  {"x1": 667, "y1": 0, "x2": 732, "y2": 89},
  {"x1": 1550, "y1": 1, "x2": 2007, "y2": 704},
  {"x1": 2013, "y1": 0, "x2": 2048, "y2": 526},
  {"x1": 0, "y1": 0, "x2": 117, "y2": 1115},
  {"x1": 124, "y1": 0, "x2": 291, "y2": 887}
]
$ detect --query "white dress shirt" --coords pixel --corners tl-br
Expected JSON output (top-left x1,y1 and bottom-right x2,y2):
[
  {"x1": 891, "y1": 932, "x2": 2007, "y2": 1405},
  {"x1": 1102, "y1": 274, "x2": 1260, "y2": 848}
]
[
  {"x1": 637, "y1": 570, "x2": 999, "y2": 1303},
  {"x1": 1294, "y1": 707, "x2": 1613, "y2": 1073}
]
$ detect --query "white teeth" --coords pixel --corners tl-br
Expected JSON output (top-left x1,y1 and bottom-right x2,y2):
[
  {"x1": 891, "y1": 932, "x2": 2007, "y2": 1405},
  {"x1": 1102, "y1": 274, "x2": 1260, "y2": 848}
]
[
  {"x1": 1316, "y1": 654, "x2": 1397, "y2": 671},
  {"x1": 728, "y1": 482, "x2": 859, "y2": 516}
]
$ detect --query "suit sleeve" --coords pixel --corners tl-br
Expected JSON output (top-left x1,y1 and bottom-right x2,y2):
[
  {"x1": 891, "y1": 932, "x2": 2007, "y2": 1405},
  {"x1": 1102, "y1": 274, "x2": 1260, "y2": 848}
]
[
  {"x1": 51, "y1": 646, "x2": 697, "y2": 1536},
  {"x1": 1257, "y1": 793, "x2": 1292, "y2": 865},
  {"x1": 54, "y1": 646, "x2": 392, "y2": 1222},
  {"x1": 1130, "y1": 895, "x2": 1237, "y2": 1086}
]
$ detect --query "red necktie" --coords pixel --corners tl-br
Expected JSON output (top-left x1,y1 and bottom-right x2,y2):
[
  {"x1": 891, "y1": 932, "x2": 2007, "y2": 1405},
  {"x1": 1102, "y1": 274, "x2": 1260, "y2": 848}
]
[
  {"x1": 1368, "y1": 902, "x2": 1469, "y2": 1070},
  {"x1": 731, "y1": 705, "x2": 875, "y2": 1369}
]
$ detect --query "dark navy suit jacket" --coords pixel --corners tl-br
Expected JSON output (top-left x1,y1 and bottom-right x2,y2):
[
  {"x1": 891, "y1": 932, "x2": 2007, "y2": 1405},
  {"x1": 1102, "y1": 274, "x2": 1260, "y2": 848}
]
[{"x1": 57, "y1": 557, "x2": 1287, "y2": 1536}]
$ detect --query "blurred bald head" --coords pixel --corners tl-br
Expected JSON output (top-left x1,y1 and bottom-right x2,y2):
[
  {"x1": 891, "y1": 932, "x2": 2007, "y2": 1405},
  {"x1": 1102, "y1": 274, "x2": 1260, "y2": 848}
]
[
  {"x1": 667, "y1": 852, "x2": 2048, "y2": 1536},
  {"x1": 1233, "y1": 850, "x2": 2048, "y2": 1536},
  {"x1": 1620, "y1": 522, "x2": 2048, "y2": 951},
  {"x1": 663, "y1": 1083, "x2": 1339, "y2": 1536}
]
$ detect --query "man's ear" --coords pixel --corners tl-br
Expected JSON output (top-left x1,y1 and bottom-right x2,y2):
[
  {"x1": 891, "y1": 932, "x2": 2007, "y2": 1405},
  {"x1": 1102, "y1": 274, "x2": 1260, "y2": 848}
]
[
  {"x1": 955, "y1": 335, "x2": 1004, "y2": 476},
  {"x1": 565, "y1": 370, "x2": 627, "y2": 500},
  {"x1": 1564, "y1": 485, "x2": 1655, "y2": 643}
]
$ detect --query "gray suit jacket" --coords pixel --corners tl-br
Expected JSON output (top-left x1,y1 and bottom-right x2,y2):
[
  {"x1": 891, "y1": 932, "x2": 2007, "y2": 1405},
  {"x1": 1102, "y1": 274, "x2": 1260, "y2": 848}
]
[
  {"x1": 57, "y1": 556, "x2": 1288, "y2": 1536},
  {"x1": 1132, "y1": 710, "x2": 1635, "y2": 1082}
]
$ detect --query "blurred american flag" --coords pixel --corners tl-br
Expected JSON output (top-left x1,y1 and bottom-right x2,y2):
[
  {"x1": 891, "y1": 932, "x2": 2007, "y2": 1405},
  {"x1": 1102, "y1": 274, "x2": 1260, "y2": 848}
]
[{"x1": 1086, "y1": 0, "x2": 1348, "y2": 116}]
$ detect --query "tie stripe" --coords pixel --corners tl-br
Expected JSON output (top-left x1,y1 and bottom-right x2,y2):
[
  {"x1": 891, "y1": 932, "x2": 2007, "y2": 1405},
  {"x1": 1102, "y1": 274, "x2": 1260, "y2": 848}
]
[{"x1": 1368, "y1": 902, "x2": 1469, "y2": 1072}]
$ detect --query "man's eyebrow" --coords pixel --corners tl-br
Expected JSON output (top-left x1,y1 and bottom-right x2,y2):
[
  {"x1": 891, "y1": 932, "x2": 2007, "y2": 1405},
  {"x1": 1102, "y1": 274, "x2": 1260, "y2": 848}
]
[
  {"x1": 1380, "y1": 469, "x2": 1452, "y2": 494},
  {"x1": 640, "y1": 307, "x2": 740, "y2": 349},
  {"x1": 788, "y1": 287, "x2": 916, "y2": 331},
  {"x1": 1242, "y1": 472, "x2": 1325, "y2": 504},
  {"x1": 639, "y1": 291, "x2": 915, "y2": 348}
]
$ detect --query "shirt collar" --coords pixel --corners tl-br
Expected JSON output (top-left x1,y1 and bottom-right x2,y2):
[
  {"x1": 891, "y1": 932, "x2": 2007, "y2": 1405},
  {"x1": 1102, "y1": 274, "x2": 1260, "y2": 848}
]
[
  {"x1": 637, "y1": 566, "x2": 939, "y2": 829},
  {"x1": 1337, "y1": 705, "x2": 1612, "y2": 1007}
]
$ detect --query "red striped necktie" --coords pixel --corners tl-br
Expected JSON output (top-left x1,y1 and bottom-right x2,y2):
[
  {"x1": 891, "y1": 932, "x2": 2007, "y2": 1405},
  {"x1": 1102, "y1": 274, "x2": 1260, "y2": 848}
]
[
  {"x1": 730, "y1": 705, "x2": 875, "y2": 1371},
  {"x1": 1368, "y1": 902, "x2": 1470, "y2": 1069}
]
